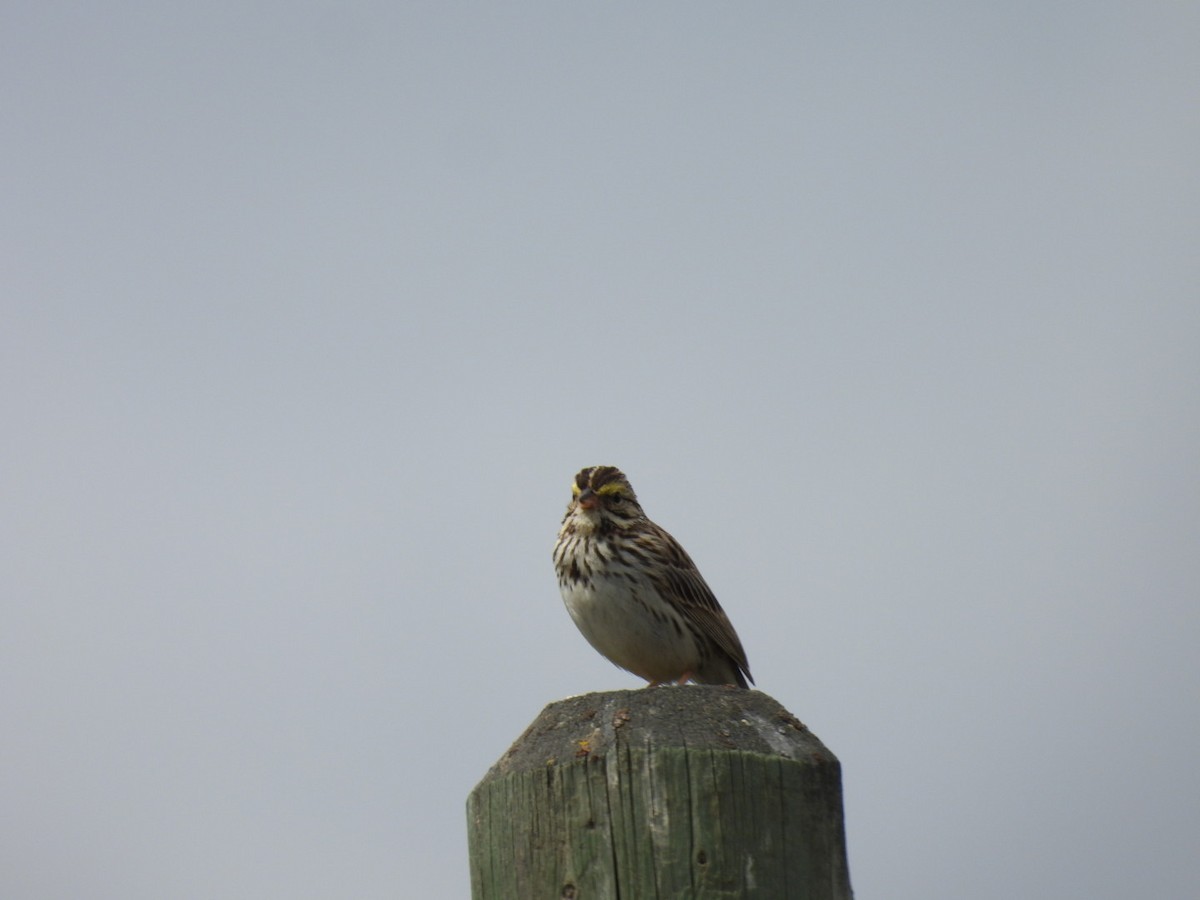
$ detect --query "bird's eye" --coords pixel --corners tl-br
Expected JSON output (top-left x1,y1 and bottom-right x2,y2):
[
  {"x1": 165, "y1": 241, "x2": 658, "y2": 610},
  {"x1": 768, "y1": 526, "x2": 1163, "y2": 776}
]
[{"x1": 608, "y1": 494, "x2": 623, "y2": 504}]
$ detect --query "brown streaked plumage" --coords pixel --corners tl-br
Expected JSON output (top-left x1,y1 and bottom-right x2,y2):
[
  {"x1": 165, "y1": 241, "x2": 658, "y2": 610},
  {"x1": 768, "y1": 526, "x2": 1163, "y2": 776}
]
[{"x1": 553, "y1": 466, "x2": 753, "y2": 687}]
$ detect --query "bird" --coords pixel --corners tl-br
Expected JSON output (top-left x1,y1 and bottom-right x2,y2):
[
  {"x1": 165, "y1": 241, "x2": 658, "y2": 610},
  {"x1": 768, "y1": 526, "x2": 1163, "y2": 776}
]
[{"x1": 553, "y1": 465, "x2": 753, "y2": 687}]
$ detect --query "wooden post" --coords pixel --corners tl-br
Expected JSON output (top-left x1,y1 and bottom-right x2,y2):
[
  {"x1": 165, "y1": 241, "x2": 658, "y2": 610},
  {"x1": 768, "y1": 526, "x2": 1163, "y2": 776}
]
[{"x1": 467, "y1": 687, "x2": 852, "y2": 899}]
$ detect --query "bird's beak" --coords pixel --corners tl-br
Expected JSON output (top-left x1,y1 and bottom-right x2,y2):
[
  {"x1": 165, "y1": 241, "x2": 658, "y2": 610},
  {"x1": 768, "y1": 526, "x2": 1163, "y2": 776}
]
[{"x1": 577, "y1": 488, "x2": 598, "y2": 510}]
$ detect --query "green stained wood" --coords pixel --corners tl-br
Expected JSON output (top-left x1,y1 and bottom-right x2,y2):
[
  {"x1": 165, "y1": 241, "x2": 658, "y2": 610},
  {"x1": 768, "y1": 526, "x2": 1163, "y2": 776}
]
[{"x1": 467, "y1": 687, "x2": 852, "y2": 899}]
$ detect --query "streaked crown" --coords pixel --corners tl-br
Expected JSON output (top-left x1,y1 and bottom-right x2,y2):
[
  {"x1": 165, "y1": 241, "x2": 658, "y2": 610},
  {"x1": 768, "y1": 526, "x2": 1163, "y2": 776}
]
[{"x1": 568, "y1": 466, "x2": 644, "y2": 522}]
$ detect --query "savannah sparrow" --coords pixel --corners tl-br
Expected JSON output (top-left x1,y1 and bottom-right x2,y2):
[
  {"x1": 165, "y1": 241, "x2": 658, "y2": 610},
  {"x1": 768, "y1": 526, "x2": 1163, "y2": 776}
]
[{"x1": 553, "y1": 466, "x2": 753, "y2": 687}]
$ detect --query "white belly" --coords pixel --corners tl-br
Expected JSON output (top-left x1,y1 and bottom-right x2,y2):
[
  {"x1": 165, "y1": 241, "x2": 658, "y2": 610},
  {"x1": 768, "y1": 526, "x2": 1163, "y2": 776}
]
[{"x1": 561, "y1": 575, "x2": 699, "y2": 683}]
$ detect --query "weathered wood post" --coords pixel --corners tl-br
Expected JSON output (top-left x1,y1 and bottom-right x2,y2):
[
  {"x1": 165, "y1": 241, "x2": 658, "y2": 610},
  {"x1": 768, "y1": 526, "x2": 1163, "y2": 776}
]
[{"x1": 467, "y1": 687, "x2": 852, "y2": 899}]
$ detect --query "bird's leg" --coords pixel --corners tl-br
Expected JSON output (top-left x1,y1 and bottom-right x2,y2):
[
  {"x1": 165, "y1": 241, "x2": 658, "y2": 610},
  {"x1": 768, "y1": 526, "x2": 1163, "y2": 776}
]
[{"x1": 645, "y1": 672, "x2": 694, "y2": 687}]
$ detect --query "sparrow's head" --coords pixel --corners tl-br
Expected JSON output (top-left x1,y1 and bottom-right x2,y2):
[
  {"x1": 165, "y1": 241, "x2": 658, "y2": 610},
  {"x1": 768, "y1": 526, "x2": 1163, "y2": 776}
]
[{"x1": 566, "y1": 465, "x2": 645, "y2": 528}]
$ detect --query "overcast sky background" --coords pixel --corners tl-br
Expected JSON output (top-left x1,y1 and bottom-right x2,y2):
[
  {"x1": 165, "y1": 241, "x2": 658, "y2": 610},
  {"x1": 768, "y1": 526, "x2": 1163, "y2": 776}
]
[{"x1": 3, "y1": 3, "x2": 1198, "y2": 898}]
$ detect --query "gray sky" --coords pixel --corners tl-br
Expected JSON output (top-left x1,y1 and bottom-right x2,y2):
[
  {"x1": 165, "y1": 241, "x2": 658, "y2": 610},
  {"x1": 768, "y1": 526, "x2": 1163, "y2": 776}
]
[{"x1": 3, "y1": 3, "x2": 1197, "y2": 898}]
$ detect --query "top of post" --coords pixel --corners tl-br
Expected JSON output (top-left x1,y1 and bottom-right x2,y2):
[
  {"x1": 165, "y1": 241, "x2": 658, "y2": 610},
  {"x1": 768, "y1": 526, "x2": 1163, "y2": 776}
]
[{"x1": 483, "y1": 686, "x2": 835, "y2": 781}]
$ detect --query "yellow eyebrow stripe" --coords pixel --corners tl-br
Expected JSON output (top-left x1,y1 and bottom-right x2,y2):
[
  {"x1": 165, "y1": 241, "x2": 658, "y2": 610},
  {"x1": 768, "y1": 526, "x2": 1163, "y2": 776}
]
[{"x1": 595, "y1": 483, "x2": 624, "y2": 496}]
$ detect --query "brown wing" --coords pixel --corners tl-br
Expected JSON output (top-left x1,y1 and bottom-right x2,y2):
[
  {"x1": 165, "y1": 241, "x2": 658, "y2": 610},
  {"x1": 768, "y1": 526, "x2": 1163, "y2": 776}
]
[{"x1": 642, "y1": 522, "x2": 753, "y2": 683}]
